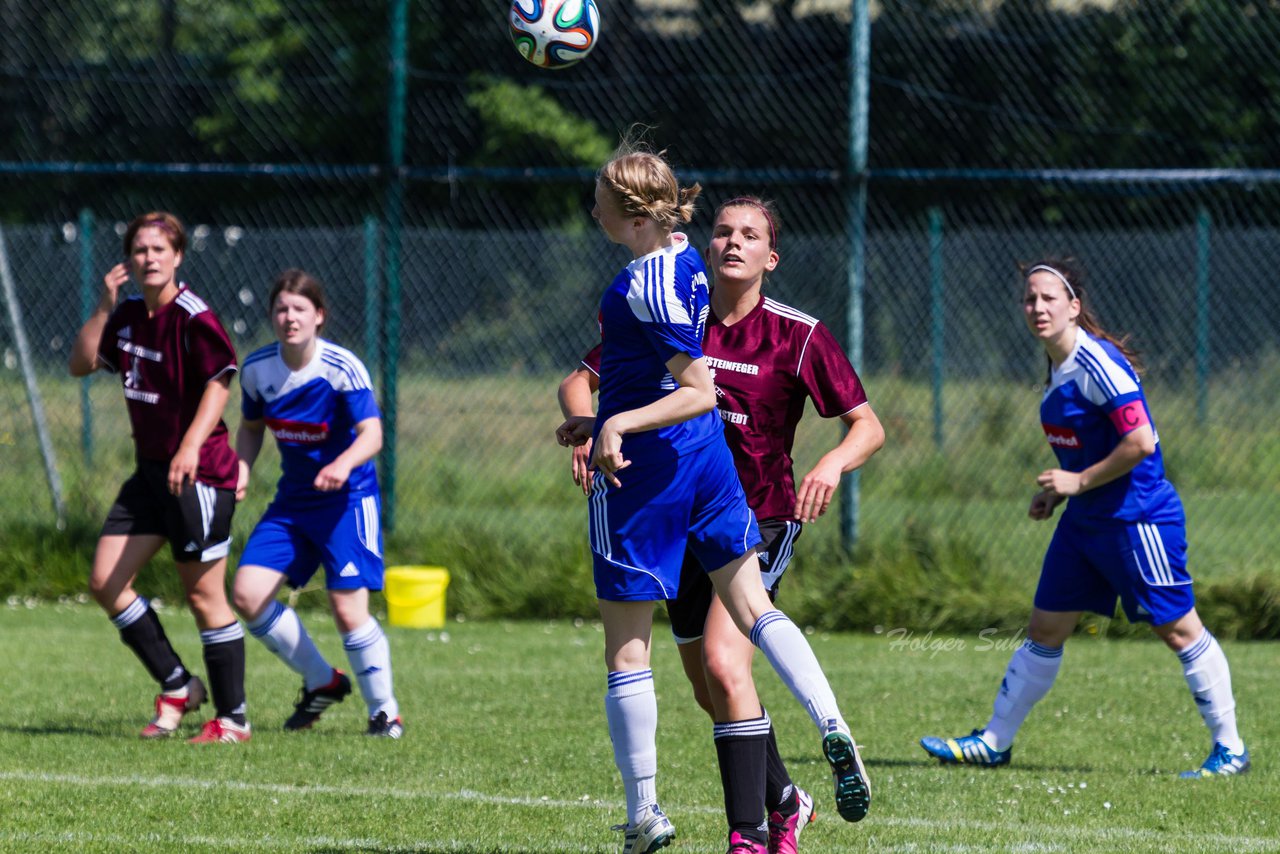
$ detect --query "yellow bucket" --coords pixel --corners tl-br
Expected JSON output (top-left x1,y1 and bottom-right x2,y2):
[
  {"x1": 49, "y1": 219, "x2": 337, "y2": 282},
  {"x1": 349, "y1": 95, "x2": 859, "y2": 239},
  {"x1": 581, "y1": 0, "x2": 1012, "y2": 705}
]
[{"x1": 384, "y1": 566, "x2": 450, "y2": 629}]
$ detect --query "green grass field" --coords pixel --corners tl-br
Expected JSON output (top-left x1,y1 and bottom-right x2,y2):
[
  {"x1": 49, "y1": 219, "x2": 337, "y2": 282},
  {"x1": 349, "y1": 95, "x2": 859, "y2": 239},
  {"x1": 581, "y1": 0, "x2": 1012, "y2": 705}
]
[{"x1": 2, "y1": 604, "x2": 1276, "y2": 852}]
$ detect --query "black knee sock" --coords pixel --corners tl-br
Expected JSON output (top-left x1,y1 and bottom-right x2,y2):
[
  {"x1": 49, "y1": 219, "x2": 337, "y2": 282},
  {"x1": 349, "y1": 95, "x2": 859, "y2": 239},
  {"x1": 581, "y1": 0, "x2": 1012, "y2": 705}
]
[
  {"x1": 714, "y1": 715, "x2": 770, "y2": 844},
  {"x1": 201, "y1": 623, "x2": 247, "y2": 725},
  {"x1": 765, "y1": 721, "x2": 796, "y2": 815},
  {"x1": 112, "y1": 597, "x2": 188, "y2": 691}
]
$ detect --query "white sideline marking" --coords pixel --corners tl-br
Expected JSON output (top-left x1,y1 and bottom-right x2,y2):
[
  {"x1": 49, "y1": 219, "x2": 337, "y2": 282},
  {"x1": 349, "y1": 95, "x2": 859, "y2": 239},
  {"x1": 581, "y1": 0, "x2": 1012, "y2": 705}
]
[{"x1": 2, "y1": 770, "x2": 1278, "y2": 852}]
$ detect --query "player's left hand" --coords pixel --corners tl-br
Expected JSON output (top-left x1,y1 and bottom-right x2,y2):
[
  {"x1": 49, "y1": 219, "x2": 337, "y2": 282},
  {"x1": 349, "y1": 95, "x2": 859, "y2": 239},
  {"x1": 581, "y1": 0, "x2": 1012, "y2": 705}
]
[
  {"x1": 1028, "y1": 489, "x2": 1062, "y2": 520},
  {"x1": 168, "y1": 446, "x2": 200, "y2": 495},
  {"x1": 794, "y1": 460, "x2": 841, "y2": 523},
  {"x1": 1036, "y1": 468, "x2": 1083, "y2": 497},
  {"x1": 314, "y1": 461, "x2": 351, "y2": 492}
]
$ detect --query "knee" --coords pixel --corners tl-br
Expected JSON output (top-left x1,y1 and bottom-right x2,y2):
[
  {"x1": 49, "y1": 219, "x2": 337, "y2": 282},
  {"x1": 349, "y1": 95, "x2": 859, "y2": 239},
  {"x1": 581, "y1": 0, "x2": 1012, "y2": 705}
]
[
  {"x1": 86, "y1": 574, "x2": 113, "y2": 606},
  {"x1": 231, "y1": 586, "x2": 266, "y2": 622},
  {"x1": 703, "y1": 648, "x2": 754, "y2": 704}
]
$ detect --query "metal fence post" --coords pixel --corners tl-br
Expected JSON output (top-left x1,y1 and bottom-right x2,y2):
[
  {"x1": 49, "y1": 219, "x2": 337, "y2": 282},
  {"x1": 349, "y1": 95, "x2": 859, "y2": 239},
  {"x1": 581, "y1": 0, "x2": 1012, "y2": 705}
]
[
  {"x1": 381, "y1": 0, "x2": 407, "y2": 532},
  {"x1": 364, "y1": 214, "x2": 380, "y2": 379},
  {"x1": 840, "y1": 0, "x2": 871, "y2": 551},
  {"x1": 929, "y1": 206, "x2": 945, "y2": 449},
  {"x1": 79, "y1": 207, "x2": 94, "y2": 465}
]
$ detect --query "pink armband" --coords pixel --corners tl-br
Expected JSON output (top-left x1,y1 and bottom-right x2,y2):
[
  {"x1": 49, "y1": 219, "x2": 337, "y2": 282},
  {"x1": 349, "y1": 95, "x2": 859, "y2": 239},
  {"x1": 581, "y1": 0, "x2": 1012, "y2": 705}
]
[{"x1": 1109, "y1": 401, "x2": 1149, "y2": 434}]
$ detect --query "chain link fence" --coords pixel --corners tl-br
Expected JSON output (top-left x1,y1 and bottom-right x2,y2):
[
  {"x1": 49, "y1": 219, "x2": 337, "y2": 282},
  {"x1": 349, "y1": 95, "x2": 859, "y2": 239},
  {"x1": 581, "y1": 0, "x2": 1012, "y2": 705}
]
[{"x1": 3, "y1": 0, "x2": 1279, "y2": 622}]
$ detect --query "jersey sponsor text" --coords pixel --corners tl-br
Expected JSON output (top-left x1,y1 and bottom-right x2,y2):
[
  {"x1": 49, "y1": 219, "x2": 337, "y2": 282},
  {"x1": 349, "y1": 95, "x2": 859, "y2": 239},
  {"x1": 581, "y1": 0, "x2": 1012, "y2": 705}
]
[
  {"x1": 706, "y1": 355, "x2": 760, "y2": 375},
  {"x1": 1043, "y1": 424, "x2": 1081, "y2": 448},
  {"x1": 267, "y1": 417, "x2": 330, "y2": 443}
]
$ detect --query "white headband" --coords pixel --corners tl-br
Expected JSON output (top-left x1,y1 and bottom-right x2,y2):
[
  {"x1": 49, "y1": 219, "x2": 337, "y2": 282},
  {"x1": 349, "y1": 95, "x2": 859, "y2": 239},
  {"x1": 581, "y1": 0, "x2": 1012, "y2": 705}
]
[{"x1": 1026, "y1": 264, "x2": 1077, "y2": 300}]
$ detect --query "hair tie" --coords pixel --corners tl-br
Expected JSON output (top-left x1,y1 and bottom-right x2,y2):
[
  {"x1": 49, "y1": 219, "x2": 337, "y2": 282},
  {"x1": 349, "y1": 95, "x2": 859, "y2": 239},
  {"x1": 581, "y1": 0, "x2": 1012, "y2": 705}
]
[
  {"x1": 1026, "y1": 264, "x2": 1076, "y2": 300},
  {"x1": 722, "y1": 197, "x2": 777, "y2": 249}
]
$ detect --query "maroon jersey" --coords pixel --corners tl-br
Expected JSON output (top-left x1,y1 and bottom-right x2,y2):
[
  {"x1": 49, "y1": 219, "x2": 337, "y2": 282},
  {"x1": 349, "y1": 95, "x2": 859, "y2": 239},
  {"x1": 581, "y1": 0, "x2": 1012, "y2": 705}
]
[
  {"x1": 97, "y1": 285, "x2": 239, "y2": 489},
  {"x1": 582, "y1": 295, "x2": 868, "y2": 521}
]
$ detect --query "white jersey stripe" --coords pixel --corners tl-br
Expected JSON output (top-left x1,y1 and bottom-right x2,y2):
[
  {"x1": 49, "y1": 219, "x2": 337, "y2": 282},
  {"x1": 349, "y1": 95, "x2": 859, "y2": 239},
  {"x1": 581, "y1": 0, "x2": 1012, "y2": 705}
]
[
  {"x1": 176, "y1": 290, "x2": 209, "y2": 316},
  {"x1": 762, "y1": 298, "x2": 818, "y2": 327}
]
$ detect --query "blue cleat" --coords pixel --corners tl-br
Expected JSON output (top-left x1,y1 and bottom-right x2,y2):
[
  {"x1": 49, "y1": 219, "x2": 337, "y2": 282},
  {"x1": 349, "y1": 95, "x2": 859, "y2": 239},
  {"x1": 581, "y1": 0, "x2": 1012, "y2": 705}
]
[
  {"x1": 1179, "y1": 742, "x2": 1250, "y2": 779},
  {"x1": 920, "y1": 729, "x2": 1011, "y2": 767}
]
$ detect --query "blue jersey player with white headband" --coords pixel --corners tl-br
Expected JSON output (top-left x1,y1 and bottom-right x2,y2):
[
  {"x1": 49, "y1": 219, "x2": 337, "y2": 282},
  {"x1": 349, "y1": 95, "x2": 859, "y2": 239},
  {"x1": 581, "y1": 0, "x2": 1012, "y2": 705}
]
[
  {"x1": 232, "y1": 269, "x2": 403, "y2": 739},
  {"x1": 921, "y1": 257, "x2": 1248, "y2": 779},
  {"x1": 555, "y1": 137, "x2": 869, "y2": 854}
]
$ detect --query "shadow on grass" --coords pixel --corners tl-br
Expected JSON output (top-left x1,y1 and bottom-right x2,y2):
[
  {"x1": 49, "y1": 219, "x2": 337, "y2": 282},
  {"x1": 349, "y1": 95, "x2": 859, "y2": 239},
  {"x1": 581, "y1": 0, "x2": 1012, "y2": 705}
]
[
  {"x1": 786, "y1": 753, "x2": 1100, "y2": 775},
  {"x1": 0, "y1": 722, "x2": 126, "y2": 737}
]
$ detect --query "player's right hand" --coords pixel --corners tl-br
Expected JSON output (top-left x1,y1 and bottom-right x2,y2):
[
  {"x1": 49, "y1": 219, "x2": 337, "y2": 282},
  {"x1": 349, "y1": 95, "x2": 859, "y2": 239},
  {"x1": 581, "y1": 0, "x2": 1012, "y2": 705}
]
[
  {"x1": 102, "y1": 263, "x2": 129, "y2": 305},
  {"x1": 556, "y1": 415, "x2": 594, "y2": 447}
]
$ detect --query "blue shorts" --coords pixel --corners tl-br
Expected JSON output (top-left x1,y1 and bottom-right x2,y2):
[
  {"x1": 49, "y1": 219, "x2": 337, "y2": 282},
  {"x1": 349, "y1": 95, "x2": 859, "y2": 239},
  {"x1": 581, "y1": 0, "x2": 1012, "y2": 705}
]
[
  {"x1": 239, "y1": 492, "x2": 384, "y2": 591},
  {"x1": 589, "y1": 438, "x2": 761, "y2": 601},
  {"x1": 1035, "y1": 514, "x2": 1194, "y2": 625}
]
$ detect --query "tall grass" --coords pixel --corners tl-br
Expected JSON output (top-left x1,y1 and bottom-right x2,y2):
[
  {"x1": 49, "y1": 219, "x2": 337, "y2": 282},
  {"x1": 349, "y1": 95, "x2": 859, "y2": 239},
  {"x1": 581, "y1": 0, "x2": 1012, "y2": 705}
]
[{"x1": 4, "y1": 370, "x2": 1280, "y2": 637}]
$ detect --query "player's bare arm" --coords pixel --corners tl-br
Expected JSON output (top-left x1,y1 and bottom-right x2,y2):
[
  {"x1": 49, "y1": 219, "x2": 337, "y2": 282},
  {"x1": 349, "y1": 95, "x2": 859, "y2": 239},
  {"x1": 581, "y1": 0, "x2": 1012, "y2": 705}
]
[
  {"x1": 169, "y1": 375, "x2": 232, "y2": 495},
  {"x1": 234, "y1": 418, "x2": 267, "y2": 501},
  {"x1": 314, "y1": 416, "x2": 382, "y2": 492},
  {"x1": 556, "y1": 366, "x2": 598, "y2": 494},
  {"x1": 591, "y1": 353, "x2": 715, "y2": 487},
  {"x1": 1036, "y1": 424, "x2": 1154, "y2": 498},
  {"x1": 68, "y1": 263, "x2": 130, "y2": 376},
  {"x1": 794, "y1": 402, "x2": 885, "y2": 523}
]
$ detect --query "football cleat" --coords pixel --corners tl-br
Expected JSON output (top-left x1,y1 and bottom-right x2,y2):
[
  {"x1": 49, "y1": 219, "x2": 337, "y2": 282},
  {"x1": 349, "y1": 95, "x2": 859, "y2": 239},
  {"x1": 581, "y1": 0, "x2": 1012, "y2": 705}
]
[
  {"x1": 283, "y1": 669, "x2": 352, "y2": 731},
  {"x1": 767, "y1": 787, "x2": 816, "y2": 854},
  {"x1": 919, "y1": 729, "x2": 1011, "y2": 767},
  {"x1": 727, "y1": 830, "x2": 768, "y2": 853},
  {"x1": 613, "y1": 804, "x2": 675, "y2": 854},
  {"x1": 140, "y1": 676, "x2": 206, "y2": 739},
  {"x1": 1179, "y1": 742, "x2": 1251, "y2": 779},
  {"x1": 188, "y1": 717, "x2": 251, "y2": 744},
  {"x1": 823, "y1": 731, "x2": 871, "y2": 823},
  {"x1": 366, "y1": 710, "x2": 404, "y2": 739}
]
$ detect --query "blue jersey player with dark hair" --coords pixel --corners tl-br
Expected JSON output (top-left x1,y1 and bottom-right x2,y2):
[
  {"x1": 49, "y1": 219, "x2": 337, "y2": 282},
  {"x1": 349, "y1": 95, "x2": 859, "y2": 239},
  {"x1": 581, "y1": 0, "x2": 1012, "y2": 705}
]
[
  {"x1": 920, "y1": 257, "x2": 1248, "y2": 779},
  {"x1": 556, "y1": 141, "x2": 869, "y2": 854},
  {"x1": 232, "y1": 268, "x2": 403, "y2": 738}
]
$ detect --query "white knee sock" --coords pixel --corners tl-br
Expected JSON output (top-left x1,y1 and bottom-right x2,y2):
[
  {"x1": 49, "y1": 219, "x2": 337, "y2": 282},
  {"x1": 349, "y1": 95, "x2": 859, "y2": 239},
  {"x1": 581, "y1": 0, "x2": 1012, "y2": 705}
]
[
  {"x1": 1178, "y1": 629, "x2": 1244, "y2": 754},
  {"x1": 749, "y1": 610, "x2": 848, "y2": 738},
  {"x1": 605, "y1": 670, "x2": 658, "y2": 824},
  {"x1": 343, "y1": 617, "x2": 398, "y2": 719},
  {"x1": 983, "y1": 639, "x2": 1063, "y2": 751},
  {"x1": 246, "y1": 600, "x2": 334, "y2": 690}
]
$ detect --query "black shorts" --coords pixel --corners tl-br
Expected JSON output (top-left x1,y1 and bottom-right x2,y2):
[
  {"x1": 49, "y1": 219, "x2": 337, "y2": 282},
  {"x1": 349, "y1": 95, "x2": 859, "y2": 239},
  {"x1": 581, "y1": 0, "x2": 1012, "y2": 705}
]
[
  {"x1": 666, "y1": 518, "x2": 803, "y2": 643},
  {"x1": 101, "y1": 459, "x2": 235, "y2": 563}
]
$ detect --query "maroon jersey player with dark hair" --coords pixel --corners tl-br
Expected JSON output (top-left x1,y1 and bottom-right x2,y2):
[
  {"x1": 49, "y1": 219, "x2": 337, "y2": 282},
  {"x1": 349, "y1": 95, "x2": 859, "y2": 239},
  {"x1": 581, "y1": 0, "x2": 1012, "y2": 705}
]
[
  {"x1": 69, "y1": 211, "x2": 250, "y2": 744},
  {"x1": 559, "y1": 196, "x2": 884, "y2": 853}
]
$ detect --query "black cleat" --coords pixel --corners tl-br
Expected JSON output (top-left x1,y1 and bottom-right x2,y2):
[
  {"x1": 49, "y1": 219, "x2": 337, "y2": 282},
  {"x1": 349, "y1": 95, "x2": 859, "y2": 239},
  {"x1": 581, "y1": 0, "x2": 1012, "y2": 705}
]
[
  {"x1": 366, "y1": 710, "x2": 404, "y2": 739},
  {"x1": 283, "y1": 669, "x2": 352, "y2": 731}
]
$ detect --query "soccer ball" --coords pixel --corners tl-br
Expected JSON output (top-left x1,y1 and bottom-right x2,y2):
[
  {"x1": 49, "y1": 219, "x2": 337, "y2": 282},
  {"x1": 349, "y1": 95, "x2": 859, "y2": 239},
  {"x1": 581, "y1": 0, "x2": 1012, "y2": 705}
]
[{"x1": 509, "y1": 0, "x2": 600, "y2": 70}]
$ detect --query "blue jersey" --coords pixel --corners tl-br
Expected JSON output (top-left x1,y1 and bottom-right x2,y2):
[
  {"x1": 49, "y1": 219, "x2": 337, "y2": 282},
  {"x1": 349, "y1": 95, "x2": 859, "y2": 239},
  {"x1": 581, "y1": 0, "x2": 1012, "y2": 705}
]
[
  {"x1": 240, "y1": 339, "x2": 380, "y2": 501},
  {"x1": 1040, "y1": 328, "x2": 1182, "y2": 524},
  {"x1": 594, "y1": 233, "x2": 720, "y2": 459}
]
